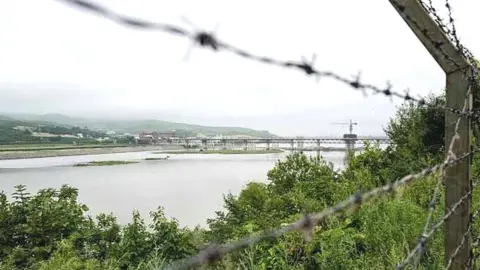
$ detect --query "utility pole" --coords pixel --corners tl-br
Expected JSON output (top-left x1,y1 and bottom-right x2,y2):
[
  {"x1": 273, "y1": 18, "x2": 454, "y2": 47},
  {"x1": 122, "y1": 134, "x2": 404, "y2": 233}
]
[{"x1": 389, "y1": 0, "x2": 473, "y2": 269}]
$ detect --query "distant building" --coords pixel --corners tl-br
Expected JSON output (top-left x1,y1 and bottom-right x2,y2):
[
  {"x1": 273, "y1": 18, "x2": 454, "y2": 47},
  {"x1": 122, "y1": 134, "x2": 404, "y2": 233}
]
[
  {"x1": 13, "y1": 126, "x2": 33, "y2": 132},
  {"x1": 137, "y1": 131, "x2": 176, "y2": 144},
  {"x1": 139, "y1": 131, "x2": 176, "y2": 139}
]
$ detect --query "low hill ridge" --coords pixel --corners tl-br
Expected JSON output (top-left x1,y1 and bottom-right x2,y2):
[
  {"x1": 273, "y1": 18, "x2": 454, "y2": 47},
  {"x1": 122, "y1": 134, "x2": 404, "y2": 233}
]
[{"x1": 1, "y1": 113, "x2": 278, "y2": 138}]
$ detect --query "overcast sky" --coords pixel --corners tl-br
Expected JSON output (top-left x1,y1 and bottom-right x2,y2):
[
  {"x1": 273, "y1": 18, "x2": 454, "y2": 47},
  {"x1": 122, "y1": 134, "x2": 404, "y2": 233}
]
[{"x1": 0, "y1": 0, "x2": 478, "y2": 136}]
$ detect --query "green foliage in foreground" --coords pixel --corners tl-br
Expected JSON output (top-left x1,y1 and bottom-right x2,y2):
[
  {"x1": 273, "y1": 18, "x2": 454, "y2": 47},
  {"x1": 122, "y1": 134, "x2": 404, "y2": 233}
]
[
  {"x1": 3, "y1": 90, "x2": 480, "y2": 269},
  {"x1": 0, "y1": 185, "x2": 198, "y2": 270},
  {"x1": 73, "y1": 160, "x2": 139, "y2": 167},
  {"x1": 3, "y1": 146, "x2": 480, "y2": 269}
]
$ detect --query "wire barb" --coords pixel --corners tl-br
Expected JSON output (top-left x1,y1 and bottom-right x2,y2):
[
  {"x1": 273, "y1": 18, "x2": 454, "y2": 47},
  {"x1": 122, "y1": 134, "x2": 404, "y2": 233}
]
[
  {"x1": 52, "y1": 0, "x2": 480, "y2": 269},
  {"x1": 57, "y1": 0, "x2": 477, "y2": 118},
  {"x1": 166, "y1": 145, "x2": 479, "y2": 269}
]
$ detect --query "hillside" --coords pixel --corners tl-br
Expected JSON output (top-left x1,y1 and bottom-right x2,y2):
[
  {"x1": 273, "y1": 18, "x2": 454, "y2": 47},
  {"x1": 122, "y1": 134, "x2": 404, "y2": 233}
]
[{"x1": 2, "y1": 113, "x2": 278, "y2": 138}]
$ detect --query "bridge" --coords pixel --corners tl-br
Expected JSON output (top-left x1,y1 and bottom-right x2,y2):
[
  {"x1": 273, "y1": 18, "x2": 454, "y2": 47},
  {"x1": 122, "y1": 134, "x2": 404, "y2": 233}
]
[
  {"x1": 149, "y1": 134, "x2": 390, "y2": 155},
  {"x1": 166, "y1": 135, "x2": 390, "y2": 144},
  {"x1": 148, "y1": 135, "x2": 390, "y2": 145}
]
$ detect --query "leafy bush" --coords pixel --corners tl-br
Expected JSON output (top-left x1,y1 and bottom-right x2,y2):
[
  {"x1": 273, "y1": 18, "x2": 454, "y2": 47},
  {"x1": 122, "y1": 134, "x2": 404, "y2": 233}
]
[{"x1": 3, "y1": 89, "x2": 480, "y2": 269}]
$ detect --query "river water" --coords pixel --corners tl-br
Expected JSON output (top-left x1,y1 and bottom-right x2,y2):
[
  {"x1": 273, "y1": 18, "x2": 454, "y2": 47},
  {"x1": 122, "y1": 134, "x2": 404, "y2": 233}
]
[{"x1": 0, "y1": 150, "x2": 346, "y2": 228}]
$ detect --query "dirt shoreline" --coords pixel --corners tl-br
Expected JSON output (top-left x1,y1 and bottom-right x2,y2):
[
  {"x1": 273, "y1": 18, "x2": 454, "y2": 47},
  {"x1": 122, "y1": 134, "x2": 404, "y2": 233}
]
[{"x1": 0, "y1": 145, "x2": 181, "y2": 160}]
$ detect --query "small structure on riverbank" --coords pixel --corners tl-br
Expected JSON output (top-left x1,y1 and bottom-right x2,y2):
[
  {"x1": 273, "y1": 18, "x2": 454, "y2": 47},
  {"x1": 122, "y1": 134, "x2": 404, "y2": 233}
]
[{"x1": 136, "y1": 131, "x2": 176, "y2": 145}]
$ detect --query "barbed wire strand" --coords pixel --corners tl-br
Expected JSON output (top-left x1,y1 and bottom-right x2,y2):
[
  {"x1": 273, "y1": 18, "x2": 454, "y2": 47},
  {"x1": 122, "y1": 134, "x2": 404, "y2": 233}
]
[
  {"x1": 392, "y1": 0, "x2": 478, "y2": 97},
  {"x1": 444, "y1": 210, "x2": 476, "y2": 270},
  {"x1": 410, "y1": 0, "x2": 479, "y2": 267},
  {"x1": 421, "y1": 0, "x2": 477, "y2": 69},
  {"x1": 398, "y1": 0, "x2": 479, "y2": 267},
  {"x1": 163, "y1": 144, "x2": 480, "y2": 270},
  {"x1": 441, "y1": 0, "x2": 477, "y2": 68},
  {"x1": 410, "y1": 171, "x2": 443, "y2": 268},
  {"x1": 467, "y1": 218, "x2": 480, "y2": 269},
  {"x1": 422, "y1": 0, "x2": 449, "y2": 31},
  {"x1": 420, "y1": 1, "x2": 475, "y2": 78},
  {"x1": 57, "y1": 0, "x2": 477, "y2": 119},
  {"x1": 396, "y1": 182, "x2": 477, "y2": 270},
  {"x1": 400, "y1": 83, "x2": 471, "y2": 269},
  {"x1": 421, "y1": 0, "x2": 457, "y2": 46},
  {"x1": 429, "y1": 0, "x2": 478, "y2": 72},
  {"x1": 52, "y1": 0, "x2": 480, "y2": 269},
  {"x1": 445, "y1": 197, "x2": 480, "y2": 269},
  {"x1": 410, "y1": 83, "x2": 472, "y2": 269},
  {"x1": 391, "y1": 0, "x2": 478, "y2": 86},
  {"x1": 438, "y1": 0, "x2": 480, "y2": 266}
]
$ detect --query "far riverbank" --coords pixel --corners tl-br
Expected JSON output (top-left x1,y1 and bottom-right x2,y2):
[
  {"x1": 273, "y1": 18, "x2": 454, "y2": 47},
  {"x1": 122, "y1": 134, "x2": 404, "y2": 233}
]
[
  {"x1": 154, "y1": 149, "x2": 284, "y2": 155},
  {"x1": 0, "y1": 145, "x2": 180, "y2": 160}
]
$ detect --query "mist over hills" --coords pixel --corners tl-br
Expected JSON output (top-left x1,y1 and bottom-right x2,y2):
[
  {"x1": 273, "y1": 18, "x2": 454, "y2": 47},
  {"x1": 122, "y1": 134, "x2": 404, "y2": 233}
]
[{"x1": 1, "y1": 112, "x2": 278, "y2": 138}]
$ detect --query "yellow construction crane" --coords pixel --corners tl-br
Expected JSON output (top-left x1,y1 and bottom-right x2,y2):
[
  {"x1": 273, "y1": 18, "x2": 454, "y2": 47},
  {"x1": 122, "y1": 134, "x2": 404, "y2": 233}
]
[{"x1": 331, "y1": 119, "x2": 358, "y2": 135}]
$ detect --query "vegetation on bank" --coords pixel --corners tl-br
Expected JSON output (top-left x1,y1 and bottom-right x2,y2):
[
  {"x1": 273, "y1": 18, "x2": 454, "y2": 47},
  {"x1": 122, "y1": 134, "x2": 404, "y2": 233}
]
[
  {"x1": 0, "y1": 116, "x2": 136, "y2": 146},
  {"x1": 0, "y1": 144, "x2": 130, "y2": 152},
  {"x1": 4, "y1": 91, "x2": 480, "y2": 269},
  {"x1": 73, "y1": 160, "x2": 138, "y2": 167},
  {"x1": 144, "y1": 157, "x2": 169, "y2": 161},
  {"x1": 155, "y1": 149, "x2": 284, "y2": 155}
]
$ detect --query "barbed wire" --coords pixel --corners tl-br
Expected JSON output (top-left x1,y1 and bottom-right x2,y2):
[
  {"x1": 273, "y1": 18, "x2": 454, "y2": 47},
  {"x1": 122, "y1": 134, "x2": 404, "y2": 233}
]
[
  {"x1": 422, "y1": 0, "x2": 449, "y2": 32},
  {"x1": 408, "y1": 84, "x2": 471, "y2": 269},
  {"x1": 445, "y1": 200, "x2": 480, "y2": 269},
  {"x1": 390, "y1": 0, "x2": 463, "y2": 70},
  {"x1": 441, "y1": 0, "x2": 478, "y2": 71},
  {"x1": 396, "y1": 182, "x2": 477, "y2": 270},
  {"x1": 163, "y1": 144, "x2": 480, "y2": 269},
  {"x1": 410, "y1": 170, "x2": 443, "y2": 268},
  {"x1": 57, "y1": 0, "x2": 478, "y2": 119},
  {"x1": 467, "y1": 221, "x2": 480, "y2": 269},
  {"x1": 52, "y1": 0, "x2": 480, "y2": 268},
  {"x1": 399, "y1": 0, "x2": 479, "y2": 268},
  {"x1": 393, "y1": 2, "x2": 478, "y2": 267},
  {"x1": 420, "y1": 0, "x2": 457, "y2": 45},
  {"x1": 420, "y1": 0, "x2": 478, "y2": 76}
]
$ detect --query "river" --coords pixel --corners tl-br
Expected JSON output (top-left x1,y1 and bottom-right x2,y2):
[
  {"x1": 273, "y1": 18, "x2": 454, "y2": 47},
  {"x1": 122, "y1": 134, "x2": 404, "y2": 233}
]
[{"x1": 0, "y1": 150, "x2": 346, "y2": 228}]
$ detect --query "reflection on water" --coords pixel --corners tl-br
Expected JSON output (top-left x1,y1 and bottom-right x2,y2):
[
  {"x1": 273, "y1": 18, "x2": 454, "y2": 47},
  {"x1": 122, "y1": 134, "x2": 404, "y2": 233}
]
[{"x1": 0, "y1": 150, "x2": 346, "y2": 228}]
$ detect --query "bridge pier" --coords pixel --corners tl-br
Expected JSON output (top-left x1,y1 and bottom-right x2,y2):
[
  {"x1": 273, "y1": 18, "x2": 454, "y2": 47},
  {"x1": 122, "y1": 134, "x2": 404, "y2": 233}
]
[
  {"x1": 185, "y1": 139, "x2": 191, "y2": 152},
  {"x1": 343, "y1": 134, "x2": 357, "y2": 164},
  {"x1": 297, "y1": 139, "x2": 304, "y2": 151},
  {"x1": 221, "y1": 139, "x2": 227, "y2": 150},
  {"x1": 227, "y1": 139, "x2": 234, "y2": 150},
  {"x1": 249, "y1": 141, "x2": 256, "y2": 150},
  {"x1": 316, "y1": 139, "x2": 321, "y2": 157}
]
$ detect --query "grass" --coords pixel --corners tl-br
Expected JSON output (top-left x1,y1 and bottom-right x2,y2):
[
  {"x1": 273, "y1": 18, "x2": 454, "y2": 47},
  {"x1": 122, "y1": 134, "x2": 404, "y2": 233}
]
[
  {"x1": 154, "y1": 149, "x2": 284, "y2": 155},
  {"x1": 73, "y1": 160, "x2": 138, "y2": 167},
  {"x1": 144, "y1": 157, "x2": 169, "y2": 160},
  {"x1": 0, "y1": 144, "x2": 130, "y2": 152}
]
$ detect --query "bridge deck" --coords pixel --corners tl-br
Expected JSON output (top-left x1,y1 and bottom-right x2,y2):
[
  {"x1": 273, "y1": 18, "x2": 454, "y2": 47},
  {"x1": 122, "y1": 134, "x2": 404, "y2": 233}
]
[{"x1": 176, "y1": 137, "x2": 389, "y2": 140}]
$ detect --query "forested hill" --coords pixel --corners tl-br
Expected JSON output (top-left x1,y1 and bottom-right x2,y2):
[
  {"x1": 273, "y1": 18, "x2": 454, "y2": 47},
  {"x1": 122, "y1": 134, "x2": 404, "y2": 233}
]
[
  {"x1": 0, "y1": 116, "x2": 117, "y2": 144},
  {"x1": 1, "y1": 113, "x2": 278, "y2": 138}
]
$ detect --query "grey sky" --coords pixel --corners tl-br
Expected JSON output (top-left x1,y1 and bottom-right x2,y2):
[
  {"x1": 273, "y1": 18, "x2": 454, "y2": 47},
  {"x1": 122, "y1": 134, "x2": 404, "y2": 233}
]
[{"x1": 1, "y1": 0, "x2": 479, "y2": 136}]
